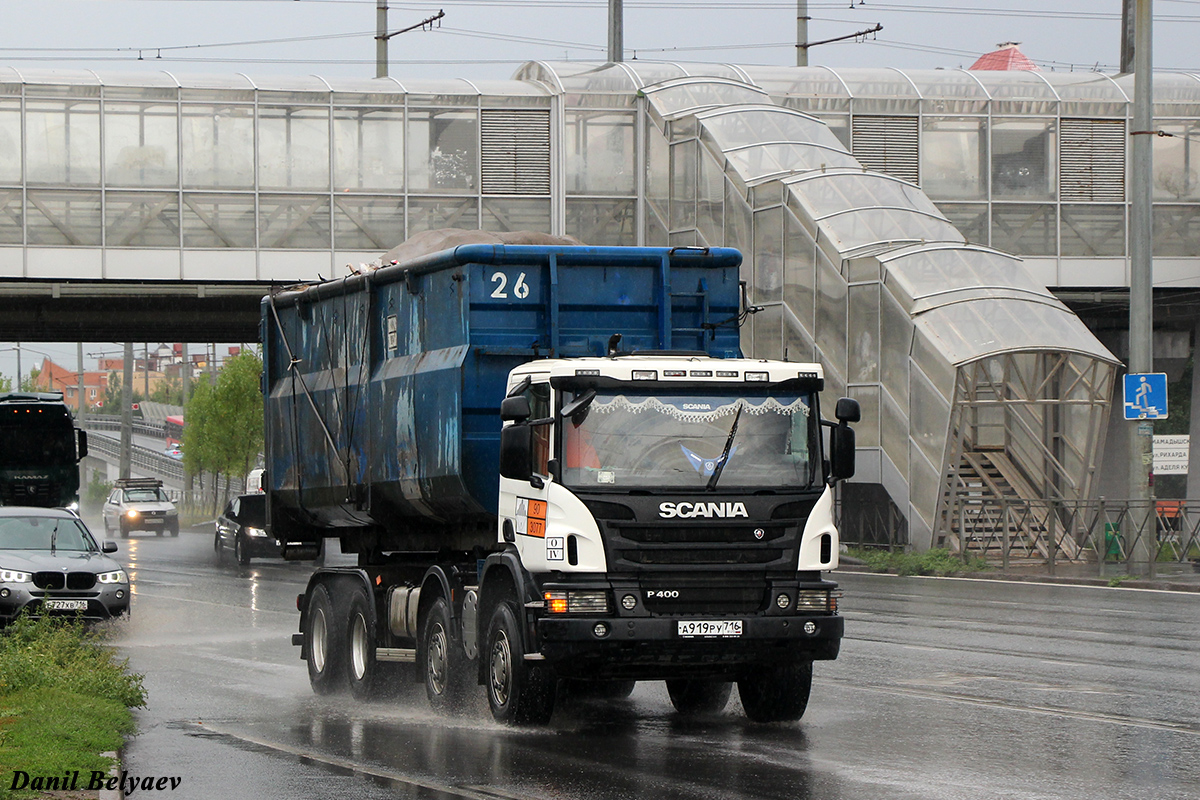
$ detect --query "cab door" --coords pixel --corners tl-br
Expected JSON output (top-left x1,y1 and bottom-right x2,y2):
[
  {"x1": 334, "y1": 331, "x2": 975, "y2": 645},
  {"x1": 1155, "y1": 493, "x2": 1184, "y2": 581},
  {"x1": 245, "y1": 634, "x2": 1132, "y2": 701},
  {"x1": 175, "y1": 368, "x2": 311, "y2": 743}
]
[{"x1": 497, "y1": 380, "x2": 558, "y2": 570}]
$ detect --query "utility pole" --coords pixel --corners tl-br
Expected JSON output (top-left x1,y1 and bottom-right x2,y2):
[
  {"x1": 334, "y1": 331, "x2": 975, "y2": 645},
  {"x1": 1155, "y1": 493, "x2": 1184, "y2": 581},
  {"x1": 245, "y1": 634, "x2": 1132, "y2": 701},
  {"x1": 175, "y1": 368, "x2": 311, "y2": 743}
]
[
  {"x1": 797, "y1": 0, "x2": 809, "y2": 67},
  {"x1": 76, "y1": 342, "x2": 85, "y2": 426},
  {"x1": 376, "y1": 7, "x2": 445, "y2": 78},
  {"x1": 608, "y1": 0, "x2": 623, "y2": 62},
  {"x1": 120, "y1": 342, "x2": 133, "y2": 480},
  {"x1": 376, "y1": 0, "x2": 388, "y2": 78},
  {"x1": 1129, "y1": 0, "x2": 1155, "y2": 572},
  {"x1": 1121, "y1": 0, "x2": 1136, "y2": 73}
]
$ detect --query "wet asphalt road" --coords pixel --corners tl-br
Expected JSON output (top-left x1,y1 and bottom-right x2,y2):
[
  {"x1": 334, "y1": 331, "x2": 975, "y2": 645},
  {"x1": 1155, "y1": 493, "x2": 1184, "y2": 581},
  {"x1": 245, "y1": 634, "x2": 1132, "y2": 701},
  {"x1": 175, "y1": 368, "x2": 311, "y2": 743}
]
[{"x1": 105, "y1": 526, "x2": 1200, "y2": 800}]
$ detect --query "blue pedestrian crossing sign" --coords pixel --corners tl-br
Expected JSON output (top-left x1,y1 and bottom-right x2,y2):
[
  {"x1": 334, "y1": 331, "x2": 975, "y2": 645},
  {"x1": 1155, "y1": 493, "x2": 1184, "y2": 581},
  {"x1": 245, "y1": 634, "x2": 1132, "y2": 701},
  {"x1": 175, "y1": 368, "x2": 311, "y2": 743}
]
[{"x1": 1124, "y1": 372, "x2": 1168, "y2": 420}]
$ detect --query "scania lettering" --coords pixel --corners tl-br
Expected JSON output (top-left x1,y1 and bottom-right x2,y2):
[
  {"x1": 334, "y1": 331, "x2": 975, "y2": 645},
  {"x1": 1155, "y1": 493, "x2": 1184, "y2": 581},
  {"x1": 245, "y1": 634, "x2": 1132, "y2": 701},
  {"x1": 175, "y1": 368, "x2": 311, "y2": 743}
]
[
  {"x1": 658, "y1": 501, "x2": 749, "y2": 519},
  {"x1": 269, "y1": 240, "x2": 858, "y2": 725}
]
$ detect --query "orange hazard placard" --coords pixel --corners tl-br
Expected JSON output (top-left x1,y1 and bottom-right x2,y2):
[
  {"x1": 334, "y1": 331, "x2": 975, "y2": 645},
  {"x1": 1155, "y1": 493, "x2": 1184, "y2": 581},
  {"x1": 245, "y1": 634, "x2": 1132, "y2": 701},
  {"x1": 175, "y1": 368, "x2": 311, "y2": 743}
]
[{"x1": 526, "y1": 499, "x2": 547, "y2": 538}]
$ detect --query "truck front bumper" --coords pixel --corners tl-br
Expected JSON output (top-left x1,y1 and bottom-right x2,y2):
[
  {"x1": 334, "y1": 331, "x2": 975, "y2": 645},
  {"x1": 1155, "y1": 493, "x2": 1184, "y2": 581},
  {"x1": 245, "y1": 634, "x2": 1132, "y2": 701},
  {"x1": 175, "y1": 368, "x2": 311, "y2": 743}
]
[{"x1": 534, "y1": 613, "x2": 842, "y2": 680}]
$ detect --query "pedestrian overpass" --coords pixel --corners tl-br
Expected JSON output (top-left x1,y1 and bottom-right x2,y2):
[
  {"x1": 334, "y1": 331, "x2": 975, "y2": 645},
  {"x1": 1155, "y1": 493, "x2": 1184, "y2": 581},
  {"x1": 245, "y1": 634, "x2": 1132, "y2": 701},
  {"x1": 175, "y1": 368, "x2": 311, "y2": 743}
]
[{"x1": 4, "y1": 62, "x2": 1200, "y2": 555}]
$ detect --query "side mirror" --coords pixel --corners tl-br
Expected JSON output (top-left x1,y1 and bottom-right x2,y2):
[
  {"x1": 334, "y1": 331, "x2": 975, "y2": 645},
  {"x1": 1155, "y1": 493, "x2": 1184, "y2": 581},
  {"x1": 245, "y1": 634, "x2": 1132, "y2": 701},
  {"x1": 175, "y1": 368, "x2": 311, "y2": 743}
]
[
  {"x1": 102, "y1": 541, "x2": 118, "y2": 553},
  {"x1": 835, "y1": 397, "x2": 861, "y2": 424},
  {"x1": 829, "y1": 423, "x2": 856, "y2": 482},
  {"x1": 500, "y1": 396, "x2": 532, "y2": 422},
  {"x1": 77, "y1": 429, "x2": 88, "y2": 460},
  {"x1": 499, "y1": 424, "x2": 534, "y2": 481}
]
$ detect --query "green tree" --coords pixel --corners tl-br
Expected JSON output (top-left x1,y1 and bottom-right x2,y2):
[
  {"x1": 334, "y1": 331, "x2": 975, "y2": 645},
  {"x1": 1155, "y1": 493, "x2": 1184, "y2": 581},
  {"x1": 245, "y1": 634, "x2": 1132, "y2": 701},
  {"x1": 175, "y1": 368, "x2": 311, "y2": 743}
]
[
  {"x1": 20, "y1": 366, "x2": 40, "y2": 392},
  {"x1": 183, "y1": 352, "x2": 263, "y2": 510},
  {"x1": 149, "y1": 376, "x2": 183, "y2": 405},
  {"x1": 103, "y1": 371, "x2": 144, "y2": 413},
  {"x1": 0, "y1": 374, "x2": 11, "y2": 392}
]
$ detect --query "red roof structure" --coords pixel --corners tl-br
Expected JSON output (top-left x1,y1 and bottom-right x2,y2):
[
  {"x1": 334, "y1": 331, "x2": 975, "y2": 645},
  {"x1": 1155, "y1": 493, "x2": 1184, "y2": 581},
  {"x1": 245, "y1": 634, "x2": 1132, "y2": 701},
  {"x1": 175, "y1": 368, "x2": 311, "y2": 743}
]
[{"x1": 969, "y1": 42, "x2": 1040, "y2": 71}]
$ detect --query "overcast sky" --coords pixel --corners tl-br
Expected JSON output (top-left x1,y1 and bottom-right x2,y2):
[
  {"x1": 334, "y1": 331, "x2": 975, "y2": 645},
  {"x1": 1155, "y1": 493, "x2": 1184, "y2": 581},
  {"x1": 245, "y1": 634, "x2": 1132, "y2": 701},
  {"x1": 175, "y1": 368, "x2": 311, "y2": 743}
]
[
  {"x1": 3, "y1": 0, "x2": 1199, "y2": 80},
  {"x1": 3, "y1": 1, "x2": 1197, "y2": 382}
]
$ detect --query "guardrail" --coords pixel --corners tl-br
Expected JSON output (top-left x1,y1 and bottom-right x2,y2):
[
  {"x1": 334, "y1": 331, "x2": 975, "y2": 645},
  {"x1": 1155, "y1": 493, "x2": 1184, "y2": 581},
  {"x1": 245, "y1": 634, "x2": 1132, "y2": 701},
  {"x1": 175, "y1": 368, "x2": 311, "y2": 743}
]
[
  {"x1": 86, "y1": 430, "x2": 244, "y2": 500},
  {"x1": 844, "y1": 495, "x2": 1200, "y2": 576},
  {"x1": 82, "y1": 415, "x2": 166, "y2": 439}
]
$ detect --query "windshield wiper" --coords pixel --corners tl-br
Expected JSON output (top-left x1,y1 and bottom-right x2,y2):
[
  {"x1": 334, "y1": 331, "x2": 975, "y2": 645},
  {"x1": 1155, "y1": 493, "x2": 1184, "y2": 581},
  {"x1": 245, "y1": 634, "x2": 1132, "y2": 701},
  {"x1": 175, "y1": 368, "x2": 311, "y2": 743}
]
[{"x1": 706, "y1": 403, "x2": 743, "y2": 491}]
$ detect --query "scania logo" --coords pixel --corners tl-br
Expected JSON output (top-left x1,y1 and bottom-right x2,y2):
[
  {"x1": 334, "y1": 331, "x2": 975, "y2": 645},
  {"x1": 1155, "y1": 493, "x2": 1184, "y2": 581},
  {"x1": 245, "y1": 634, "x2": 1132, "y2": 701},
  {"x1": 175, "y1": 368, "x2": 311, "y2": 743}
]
[
  {"x1": 658, "y1": 501, "x2": 749, "y2": 519},
  {"x1": 754, "y1": 528, "x2": 765, "y2": 540}
]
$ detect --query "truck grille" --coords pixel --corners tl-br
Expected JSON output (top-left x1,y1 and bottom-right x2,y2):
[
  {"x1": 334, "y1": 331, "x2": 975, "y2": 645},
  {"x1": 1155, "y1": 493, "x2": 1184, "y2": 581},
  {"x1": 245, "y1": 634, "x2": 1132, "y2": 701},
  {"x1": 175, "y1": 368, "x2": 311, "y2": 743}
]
[
  {"x1": 603, "y1": 522, "x2": 798, "y2": 571},
  {"x1": 1, "y1": 481, "x2": 54, "y2": 505}
]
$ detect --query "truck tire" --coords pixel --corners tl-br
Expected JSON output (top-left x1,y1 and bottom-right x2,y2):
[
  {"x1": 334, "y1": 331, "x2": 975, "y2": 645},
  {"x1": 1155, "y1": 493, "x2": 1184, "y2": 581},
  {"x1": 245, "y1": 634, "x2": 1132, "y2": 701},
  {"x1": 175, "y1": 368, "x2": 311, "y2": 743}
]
[
  {"x1": 421, "y1": 597, "x2": 463, "y2": 712},
  {"x1": 737, "y1": 661, "x2": 812, "y2": 723},
  {"x1": 346, "y1": 587, "x2": 378, "y2": 701},
  {"x1": 666, "y1": 679, "x2": 732, "y2": 716},
  {"x1": 305, "y1": 583, "x2": 345, "y2": 695},
  {"x1": 485, "y1": 601, "x2": 556, "y2": 725}
]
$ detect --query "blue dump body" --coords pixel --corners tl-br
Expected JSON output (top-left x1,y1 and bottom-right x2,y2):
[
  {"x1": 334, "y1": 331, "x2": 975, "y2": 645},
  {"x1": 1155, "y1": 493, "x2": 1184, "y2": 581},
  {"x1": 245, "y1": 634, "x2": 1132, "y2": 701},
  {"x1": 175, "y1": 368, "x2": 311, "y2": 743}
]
[{"x1": 262, "y1": 244, "x2": 742, "y2": 543}]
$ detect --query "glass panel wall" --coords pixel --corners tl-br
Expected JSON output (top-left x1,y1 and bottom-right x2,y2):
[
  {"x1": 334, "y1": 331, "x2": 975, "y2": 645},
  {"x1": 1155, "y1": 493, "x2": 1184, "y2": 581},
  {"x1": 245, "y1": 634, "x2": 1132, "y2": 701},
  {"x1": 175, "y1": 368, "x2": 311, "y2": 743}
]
[
  {"x1": 991, "y1": 118, "x2": 1056, "y2": 200},
  {"x1": 181, "y1": 103, "x2": 254, "y2": 189},
  {"x1": 181, "y1": 193, "x2": 255, "y2": 248},
  {"x1": 334, "y1": 107, "x2": 404, "y2": 192},
  {"x1": 26, "y1": 190, "x2": 101, "y2": 245},
  {"x1": 407, "y1": 109, "x2": 477, "y2": 192},
  {"x1": 0, "y1": 100, "x2": 21, "y2": 183},
  {"x1": 26, "y1": 100, "x2": 100, "y2": 185},
  {"x1": 105, "y1": 192, "x2": 179, "y2": 247},
  {"x1": 921, "y1": 117, "x2": 986, "y2": 200},
  {"x1": 259, "y1": 106, "x2": 330, "y2": 191},
  {"x1": 104, "y1": 103, "x2": 178, "y2": 188}
]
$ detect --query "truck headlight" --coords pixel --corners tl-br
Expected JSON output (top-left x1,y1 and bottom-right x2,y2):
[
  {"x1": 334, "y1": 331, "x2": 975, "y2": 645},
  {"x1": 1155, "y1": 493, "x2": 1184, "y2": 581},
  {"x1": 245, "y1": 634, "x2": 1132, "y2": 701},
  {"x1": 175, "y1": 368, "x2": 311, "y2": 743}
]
[
  {"x1": 246, "y1": 526, "x2": 269, "y2": 538},
  {"x1": 543, "y1": 590, "x2": 610, "y2": 614},
  {"x1": 97, "y1": 570, "x2": 128, "y2": 585},
  {"x1": 795, "y1": 589, "x2": 835, "y2": 611},
  {"x1": 0, "y1": 568, "x2": 32, "y2": 583}
]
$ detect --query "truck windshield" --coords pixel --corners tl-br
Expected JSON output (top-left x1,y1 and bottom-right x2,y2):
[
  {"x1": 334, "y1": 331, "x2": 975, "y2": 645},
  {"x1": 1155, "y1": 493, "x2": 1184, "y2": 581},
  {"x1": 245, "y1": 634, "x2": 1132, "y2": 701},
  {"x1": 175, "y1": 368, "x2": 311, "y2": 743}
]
[
  {"x1": 561, "y1": 389, "x2": 816, "y2": 490},
  {"x1": 0, "y1": 426, "x2": 74, "y2": 468}
]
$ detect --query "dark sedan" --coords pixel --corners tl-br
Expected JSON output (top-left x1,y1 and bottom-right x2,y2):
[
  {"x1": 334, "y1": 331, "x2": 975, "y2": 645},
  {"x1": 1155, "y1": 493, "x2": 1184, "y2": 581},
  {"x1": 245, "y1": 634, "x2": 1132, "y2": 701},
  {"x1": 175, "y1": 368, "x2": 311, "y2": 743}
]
[
  {"x1": 214, "y1": 493, "x2": 280, "y2": 565},
  {"x1": 0, "y1": 507, "x2": 130, "y2": 626}
]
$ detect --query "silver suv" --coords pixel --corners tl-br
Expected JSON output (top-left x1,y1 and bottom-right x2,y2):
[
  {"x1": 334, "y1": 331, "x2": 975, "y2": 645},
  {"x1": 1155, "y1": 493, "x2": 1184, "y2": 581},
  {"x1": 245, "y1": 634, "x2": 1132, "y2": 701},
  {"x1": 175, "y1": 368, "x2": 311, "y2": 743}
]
[{"x1": 102, "y1": 478, "x2": 179, "y2": 538}]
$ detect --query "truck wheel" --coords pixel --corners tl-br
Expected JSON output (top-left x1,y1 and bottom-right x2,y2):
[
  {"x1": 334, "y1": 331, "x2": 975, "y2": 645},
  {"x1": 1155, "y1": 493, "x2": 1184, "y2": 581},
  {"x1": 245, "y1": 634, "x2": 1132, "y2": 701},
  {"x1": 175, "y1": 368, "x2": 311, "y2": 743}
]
[
  {"x1": 738, "y1": 661, "x2": 812, "y2": 723},
  {"x1": 345, "y1": 587, "x2": 378, "y2": 701},
  {"x1": 666, "y1": 679, "x2": 732, "y2": 716},
  {"x1": 421, "y1": 597, "x2": 463, "y2": 712},
  {"x1": 485, "y1": 601, "x2": 556, "y2": 725},
  {"x1": 235, "y1": 536, "x2": 251, "y2": 565},
  {"x1": 305, "y1": 583, "x2": 345, "y2": 695}
]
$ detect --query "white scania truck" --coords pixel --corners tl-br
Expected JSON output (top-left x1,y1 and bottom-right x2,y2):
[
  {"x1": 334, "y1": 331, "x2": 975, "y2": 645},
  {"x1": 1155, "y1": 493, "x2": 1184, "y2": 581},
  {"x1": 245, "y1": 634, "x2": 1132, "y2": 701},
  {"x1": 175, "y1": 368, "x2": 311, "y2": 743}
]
[{"x1": 264, "y1": 243, "x2": 857, "y2": 724}]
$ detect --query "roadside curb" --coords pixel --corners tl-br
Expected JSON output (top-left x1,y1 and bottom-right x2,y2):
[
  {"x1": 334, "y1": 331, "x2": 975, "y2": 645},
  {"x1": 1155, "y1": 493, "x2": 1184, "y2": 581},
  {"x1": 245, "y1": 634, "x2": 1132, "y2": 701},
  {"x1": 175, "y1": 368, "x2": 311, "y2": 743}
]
[
  {"x1": 835, "y1": 563, "x2": 1200, "y2": 593},
  {"x1": 98, "y1": 750, "x2": 122, "y2": 800}
]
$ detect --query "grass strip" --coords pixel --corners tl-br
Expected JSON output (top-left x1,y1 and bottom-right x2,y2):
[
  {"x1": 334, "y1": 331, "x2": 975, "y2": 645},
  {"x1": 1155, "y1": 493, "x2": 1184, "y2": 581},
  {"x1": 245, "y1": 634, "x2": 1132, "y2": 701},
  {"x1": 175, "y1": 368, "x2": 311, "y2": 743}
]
[
  {"x1": 848, "y1": 546, "x2": 989, "y2": 577},
  {"x1": 0, "y1": 615, "x2": 145, "y2": 799}
]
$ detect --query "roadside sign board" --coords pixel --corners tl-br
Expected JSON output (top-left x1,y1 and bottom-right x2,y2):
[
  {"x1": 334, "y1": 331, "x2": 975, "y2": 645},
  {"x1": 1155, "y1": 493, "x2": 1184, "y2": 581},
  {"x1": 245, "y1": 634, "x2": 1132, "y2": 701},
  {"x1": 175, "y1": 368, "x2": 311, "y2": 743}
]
[
  {"x1": 1153, "y1": 434, "x2": 1190, "y2": 474},
  {"x1": 1123, "y1": 373, "x2": 1168, "y2": 420}
]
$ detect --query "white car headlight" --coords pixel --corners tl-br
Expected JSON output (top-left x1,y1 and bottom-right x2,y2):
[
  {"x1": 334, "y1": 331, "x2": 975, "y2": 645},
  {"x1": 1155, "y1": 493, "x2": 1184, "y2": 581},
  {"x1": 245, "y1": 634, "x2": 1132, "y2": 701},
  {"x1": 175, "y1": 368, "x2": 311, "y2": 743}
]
[
  {"x1": 97, "y1": 570, "x2": 128, "y2": 585},
  {"x1": 0, "y1": 568, "x2": 32, "y2": 583},
  {"x1": 245, "y1": 527, "x2": 269, "y2": 538}
]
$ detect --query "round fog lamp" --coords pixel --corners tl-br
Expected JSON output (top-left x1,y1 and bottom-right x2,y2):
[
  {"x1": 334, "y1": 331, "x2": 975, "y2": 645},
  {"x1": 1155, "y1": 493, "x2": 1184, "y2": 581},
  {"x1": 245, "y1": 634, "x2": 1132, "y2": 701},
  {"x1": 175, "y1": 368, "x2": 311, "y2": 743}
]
[
  {"x1": 0, "y1": 588, "x2": 8, "y2": 598},
  {"x1": 593, "y1": 622, "x2": 610, "y2": 638},
  {"x1": 775, "y1": 593, "x2": 791, "y2": 609},
  {"x1": 115, "y1": 590, "x2": 124, "y2": 599},
  {"x1": 803, "y1": 620, "x2": 817, "y2": 635},
  {"x1": 621, "y1": 594, "x2": 637, "y2": 610}
]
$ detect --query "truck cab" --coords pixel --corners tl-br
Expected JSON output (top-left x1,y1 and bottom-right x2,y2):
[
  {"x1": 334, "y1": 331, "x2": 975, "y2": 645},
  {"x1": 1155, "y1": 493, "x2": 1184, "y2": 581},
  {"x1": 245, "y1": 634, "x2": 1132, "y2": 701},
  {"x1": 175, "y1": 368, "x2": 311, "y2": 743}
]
[{"x1": 486, "y1": 353, "x2": 856, "y2": 722}]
